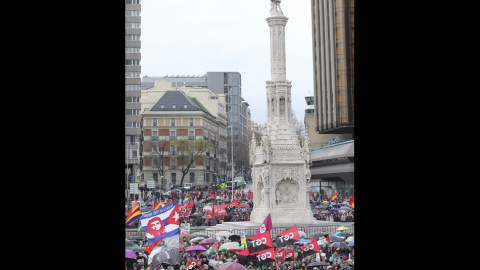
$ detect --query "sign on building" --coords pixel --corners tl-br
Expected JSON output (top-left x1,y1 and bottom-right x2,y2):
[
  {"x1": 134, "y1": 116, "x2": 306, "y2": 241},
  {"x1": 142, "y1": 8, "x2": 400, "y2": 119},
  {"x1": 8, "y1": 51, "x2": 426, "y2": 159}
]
[
  {"x1": 328, "y1": 136, "x2": 340, "y2": 145},
  {"x1": 130, "y1": 182, "x2": 139, "y2": 194},
  {"x1": 147, "y1": 180, "x2": 155, "y2": 189}
]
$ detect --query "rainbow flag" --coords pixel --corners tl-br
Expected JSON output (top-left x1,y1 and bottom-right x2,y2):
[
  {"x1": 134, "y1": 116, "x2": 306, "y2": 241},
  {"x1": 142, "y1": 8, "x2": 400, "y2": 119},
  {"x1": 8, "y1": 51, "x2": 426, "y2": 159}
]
[
  {"x1": 330, "y1": 193, "x2": 338, "y2": 202},
  {"x1": 125, "y1": 199, "x2": 142, "y2": 226}
]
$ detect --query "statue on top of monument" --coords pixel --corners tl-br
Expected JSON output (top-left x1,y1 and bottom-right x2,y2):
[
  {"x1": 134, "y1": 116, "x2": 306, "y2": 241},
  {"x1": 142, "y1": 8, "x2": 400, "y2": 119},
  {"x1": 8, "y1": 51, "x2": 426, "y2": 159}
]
[{"x1": 270, "y1": 0, "x2": 283, "y2": 15}]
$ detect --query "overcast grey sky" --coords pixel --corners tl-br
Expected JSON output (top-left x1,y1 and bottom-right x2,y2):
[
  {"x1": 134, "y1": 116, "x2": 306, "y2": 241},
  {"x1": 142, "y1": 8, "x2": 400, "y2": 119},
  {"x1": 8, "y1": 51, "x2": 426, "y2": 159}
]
[{"x1": 140, "y1": 0, "x2": 313, "y2": 125}]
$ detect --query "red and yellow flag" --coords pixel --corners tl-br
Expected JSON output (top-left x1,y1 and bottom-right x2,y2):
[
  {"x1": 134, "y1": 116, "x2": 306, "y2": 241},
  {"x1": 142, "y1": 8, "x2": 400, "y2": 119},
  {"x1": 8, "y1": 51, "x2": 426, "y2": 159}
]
[
  {"x1": 330, "y1": 193, "x2": 338, "y2": 202},
  {"x1": 349, "y1": 195, "x2": 354, "y2": 208}
]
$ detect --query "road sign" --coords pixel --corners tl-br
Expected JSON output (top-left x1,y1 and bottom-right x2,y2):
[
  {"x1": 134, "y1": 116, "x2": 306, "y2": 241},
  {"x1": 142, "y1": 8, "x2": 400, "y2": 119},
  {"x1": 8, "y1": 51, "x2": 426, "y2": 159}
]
[
  {"x1": 130, "y1": 182, "x2": 139, "y2": 194},
  {"x1": 147, "y1": 180, "x2": 155, "y2": 189}
]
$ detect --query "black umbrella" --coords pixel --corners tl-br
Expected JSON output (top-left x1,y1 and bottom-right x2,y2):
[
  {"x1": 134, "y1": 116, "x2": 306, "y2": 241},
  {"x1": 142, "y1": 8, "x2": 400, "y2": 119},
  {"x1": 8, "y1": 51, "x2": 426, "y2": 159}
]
[
  {"x1": 228, "y1": 235, "x2": 241, "y2": 242},
  {"x1": 131, "y1": 247, "x2": 144, "y2": 252},
  {"x1": 330, "y1": 242, "x2": 348, "y2": 249},
  {"x1": 308, "y1": 233, "x2": 326, "y2": 239},
  {"x1": 328, "y1": 235, "x2": 342, "y2": 243},
  {"x1": 306, "y1": 262, "x2": 329, "y2": 268},
  {"x1": 126, "y1": 239, "x2": 136, "y2": 247},
  {"x1": 128, "y1": 236, "x2": 143, "y2": 241}
]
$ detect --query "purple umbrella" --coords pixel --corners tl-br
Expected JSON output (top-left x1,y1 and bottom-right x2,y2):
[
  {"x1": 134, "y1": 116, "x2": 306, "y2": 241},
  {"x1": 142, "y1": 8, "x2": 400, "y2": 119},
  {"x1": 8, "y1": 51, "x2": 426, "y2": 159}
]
[
  {"x1": 185, "y1": 245, "x2": 207, "y2": 253},
  {"x1": 125, "y1": 249, "x2": 137, "y2": 258}
]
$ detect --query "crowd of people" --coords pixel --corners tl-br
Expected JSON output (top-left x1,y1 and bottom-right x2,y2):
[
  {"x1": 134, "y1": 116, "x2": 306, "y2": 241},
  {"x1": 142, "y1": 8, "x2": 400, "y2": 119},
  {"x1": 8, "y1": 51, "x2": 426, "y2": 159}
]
[{"x1": 127, "y1": 234, "x2": 354, "y2": 270}]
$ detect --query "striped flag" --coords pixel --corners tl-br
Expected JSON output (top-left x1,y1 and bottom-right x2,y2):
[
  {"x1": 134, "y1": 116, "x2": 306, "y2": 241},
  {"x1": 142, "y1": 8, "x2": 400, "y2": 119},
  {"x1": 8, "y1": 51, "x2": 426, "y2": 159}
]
[{"x1": 125, "y1": 200, "x2": 142, "y2": 226}]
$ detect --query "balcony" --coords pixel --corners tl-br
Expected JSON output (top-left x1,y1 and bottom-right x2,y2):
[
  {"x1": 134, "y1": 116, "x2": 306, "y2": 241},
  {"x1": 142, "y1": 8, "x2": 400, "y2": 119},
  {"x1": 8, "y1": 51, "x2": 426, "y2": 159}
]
[
  {"x1": 170, "y1": 135, "x2": 176, "y2": 140},
  {"x1": 170, "y1": 151, "x2": 176, "y2": 155},
  {"x1": 170, "y1": 165, "x2": 177, "y2": 170},
  {"x1": 152, "y1": 136, "x2": 158, "y2": 141},
  {"x1": 188, "y1": 136, "x2": 195, "y2": 140},
  {"x1": 206, "y1": 166, "x2": 210, "y2": 171}
]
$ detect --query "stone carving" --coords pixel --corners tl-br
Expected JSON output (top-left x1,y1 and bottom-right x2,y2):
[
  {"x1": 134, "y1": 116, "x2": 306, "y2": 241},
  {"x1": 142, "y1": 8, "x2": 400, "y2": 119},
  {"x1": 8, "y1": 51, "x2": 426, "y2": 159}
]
[
  {"x1": 270, "y1": 0, "x2": 283, "y2": 15},
  {"x1": 275, "y1": 178, "x2": 298, "y2": 205}
]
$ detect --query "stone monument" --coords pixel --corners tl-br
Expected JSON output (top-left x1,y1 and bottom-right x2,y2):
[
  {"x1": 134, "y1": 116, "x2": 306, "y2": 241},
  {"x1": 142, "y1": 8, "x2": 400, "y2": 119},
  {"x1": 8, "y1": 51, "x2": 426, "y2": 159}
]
[{"x1": 249, "y1": 1, "x2": 313, "y2": 224}]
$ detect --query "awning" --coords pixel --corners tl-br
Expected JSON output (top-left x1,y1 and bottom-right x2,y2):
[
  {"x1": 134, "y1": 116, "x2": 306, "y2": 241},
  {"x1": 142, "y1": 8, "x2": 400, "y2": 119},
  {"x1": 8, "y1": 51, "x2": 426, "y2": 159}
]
[{"x1": 311, "y1": 142, "x2": 354, "y2": 161}]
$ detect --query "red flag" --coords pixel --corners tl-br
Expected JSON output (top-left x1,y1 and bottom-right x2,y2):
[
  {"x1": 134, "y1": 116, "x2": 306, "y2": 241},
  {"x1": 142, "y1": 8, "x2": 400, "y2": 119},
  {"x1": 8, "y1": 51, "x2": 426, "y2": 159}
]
[
  {"x1": 246, "y1": 230, "x2": 273, "y2": 253},
  {"x1": 275, "y1": 248, "x2": 286, "y2": 261},
  {"x1": 256, "y1": 213, "x2": 273, "y2": 235},
  {"x1": 250, "y1": 247, "x2": 276, "y2": 266},
  {"x1": 275, "y1": 225, "x2": 300, "y2": 247},
  {"x1": 301, "y1": 238, "x2": 320, "y2": 257},
  {"x1": 186, "y1": 258, "x2": 201, "y2": 270},
  {"x1": 325, "y1": 234, "x2": 330, "y2": 244},
  {"x1": 349, "y1": 195, "x2": 354, "y2": 208},
  {"x1": 284, "y1": 249, "x2": 295, "y2": 262},
  {"x1": 225, "y1": 199, "x2": 238, "y2": 213}
]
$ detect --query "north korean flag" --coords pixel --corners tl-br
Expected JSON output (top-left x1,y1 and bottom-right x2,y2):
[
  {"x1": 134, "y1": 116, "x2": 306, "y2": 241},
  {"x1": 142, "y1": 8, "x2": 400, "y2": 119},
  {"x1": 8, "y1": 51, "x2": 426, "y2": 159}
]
[{"x1": 274, "y1": 225, "x2": 300, "y2": 247}]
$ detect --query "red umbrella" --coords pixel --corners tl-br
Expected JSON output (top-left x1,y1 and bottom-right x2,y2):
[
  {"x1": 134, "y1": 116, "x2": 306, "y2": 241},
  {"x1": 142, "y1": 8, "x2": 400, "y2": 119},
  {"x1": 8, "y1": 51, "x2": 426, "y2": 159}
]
[
  {"x1": 217, "y1": 262, "x2": 248, "y2": 270},
  {"x1": 198, "y1": 238, "x2": 219, "y2": 246}
]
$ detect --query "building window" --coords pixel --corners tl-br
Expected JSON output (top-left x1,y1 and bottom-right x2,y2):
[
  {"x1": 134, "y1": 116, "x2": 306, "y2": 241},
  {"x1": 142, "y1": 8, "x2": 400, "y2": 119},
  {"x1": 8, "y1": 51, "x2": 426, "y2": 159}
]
[
  {"x1": 125, "y1": 22, "x2": 141, "y2": 29},
  {"x1": 170, "y1": 130, "x2": 176, "y2": 140},
  {"x1": 125, "y1": 0, "x2": 141, "y2": 5},
  {"x1": 183, "y1": 104, "x2": 187, "y2": 109},
  {"x1": 171, "y1": 159, "x2": 177, "y2": 169},
  {"x1": 125, "y1": 10, "x2": 141, "y2": 16},
  {"x1": 125, "y1": 72, "x2": 140, "y2": 78},
  {"x1": 125, "y1": 109, "x2": 140, "y2": 115},
  {"x1": 125, "y1": 47, "x2": 141, "y2": 53},
  {"x1": 189, "y1": 130, "x2": 195, "y2": 140},
  {"x1": 160, "y1": 104, "x2": 164, "y2": 109},
  {"x1": 152, "y1": 118, "x2": 157, "y2": 126},
  {"x1": 153, "y1": 173, "x2": 158, "y2": 181},
  {"x1": 224, "y1": 86, "x2": 228, "y2": 93},
  {"x1": 190, "y1": 173, "x2": 195, "y2": 183},
  {"x1": 171, "y1": 118, "x2": 175, "y2": 126},
  {"x1": 125, "y1": 122, "x2": 140, "y2": 128},
  {"x1": 152, "y1": 131, "x2": 158, "y2": 140},
  {"x1": 171, "y1": 173, "x2": 176, "y2": 185},
  {"x1": 125, "y1": 35, "x2": 141, "y2": 41},
  {"x1": 172, "y1": 104, "x2": 176, "y2": 109},
  {"x1": 125, "y1": 59, "x2": 140, "y2": 65},
  {"x1": 125, "y1": 97, "x2": 140, "y2": 103},
  {"x1": 189, "y1": 118, "x2": 194, "y2": 126},
  {"x1": 125, "y1": 84, "x2": 140, "y2": 91}
]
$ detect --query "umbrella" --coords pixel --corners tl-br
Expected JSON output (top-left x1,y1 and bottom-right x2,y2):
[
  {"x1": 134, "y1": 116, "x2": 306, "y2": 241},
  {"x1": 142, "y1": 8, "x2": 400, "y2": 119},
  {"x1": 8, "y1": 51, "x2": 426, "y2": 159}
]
[
  {"x1": 199, "y1": 238, "x2": 219, "y2": 246},
  {"x1": 306, "y1": 262, "x2": 329, "y2": 268},
  {"x1": 330, "y1": 242, "x2": 349, "y2": 249},
  {"x1": 125, "y1": 249, "x2": 137, "y2": 258},
  {"x1": 308, "y1": 233, "x2": 326, "y2": 239},
  {"x1": 185, "y1": 245, "x2": 208, "y2": 253},
  {"x1": 294, "y1": 239, "x2": 311, "y2": 245},
  {"x1": 216, "y1": 231, "x2": 232, "y2": 237},
  {"x1": 128, "y1": 236, "x2": 143, "y2": 241},
  {"x1": 125, "y1": 239, "x2": 138, "y2": 248},
  {"x1": 339, "y1": 207, "x2": 353, "y2": 211},
  {"x1": 131, "y1": 247, "x2": 144, "y2": 252},
  {"x1": 180, "y1": 234, "x2": 193, "y2": 239},
  {"x1": 335, "y1": 226, "x2": 350, "y2": 231},
  {"x1": 320, "y1": 210, "x2": 330, "y2": 214},
  {"x1": 298, "y1": 231, "x2": 307, "y2": 238},
  {"x1": 217, "y1": 262, "x2": 248, "y2": 270},
  {"x1": 345, "y1": 236, "x2": 354, "y2": 243},
  {"x1": 347, "y1": 238, "x2": 354, "y2": 247},
  {"x1": 328, "y1": 235, "x2": 342, "y2": 243},
  {"x1": 190, "y1": 233, "x2": 210, "y2": 238},
  {"x1": 140, "y1": 207, "x2": 151, "y2": 212},
  {"x1": 228, "y1": 235, "x2": 241, "y2": 242},
  {"x1": 220, "y1": 242, "x2": 242, "y2": 251},
  {"x1": 190, "y1": 237, "x2": 205, "y2": 243}
]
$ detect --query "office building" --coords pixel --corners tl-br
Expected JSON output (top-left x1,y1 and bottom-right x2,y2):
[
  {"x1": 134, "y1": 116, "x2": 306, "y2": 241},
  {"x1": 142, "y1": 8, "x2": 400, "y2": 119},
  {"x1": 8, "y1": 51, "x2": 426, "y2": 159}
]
[
  {"x1": 125, "y1": 0, "x2": 142, "y2": 183},
  {"x1": 311, "y1": 0, "x2": 354, "y2": 134},
  {"x1": 142, "y1": 72, "x2": 250, "y2": 179}
]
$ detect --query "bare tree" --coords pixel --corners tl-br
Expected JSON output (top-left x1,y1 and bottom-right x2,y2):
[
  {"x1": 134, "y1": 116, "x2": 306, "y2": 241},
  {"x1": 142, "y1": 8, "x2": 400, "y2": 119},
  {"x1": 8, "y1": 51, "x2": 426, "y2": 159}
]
[
  {"x1": 152, "y1": 137, "x2": 168, "y2": 189},
  {"x1": 173, "y1": 138, "x2": 210, "y2": 187},
  {"x1": 292, "y1": 110, "x2": 305, "y2": 141}
]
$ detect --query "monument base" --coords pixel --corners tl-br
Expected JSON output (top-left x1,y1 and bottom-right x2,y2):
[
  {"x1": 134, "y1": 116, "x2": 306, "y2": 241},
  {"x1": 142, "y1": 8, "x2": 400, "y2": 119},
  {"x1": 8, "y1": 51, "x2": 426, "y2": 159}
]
[{"x1": 251, "y1": 207, "x2": 313, "y2": 224}]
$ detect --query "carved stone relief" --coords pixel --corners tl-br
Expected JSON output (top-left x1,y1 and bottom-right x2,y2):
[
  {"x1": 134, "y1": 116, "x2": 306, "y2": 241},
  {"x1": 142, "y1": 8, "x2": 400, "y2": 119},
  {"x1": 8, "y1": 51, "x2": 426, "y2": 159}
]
[{"x1": 275, "y1": 178, "x2": 298, "y2": 205}]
